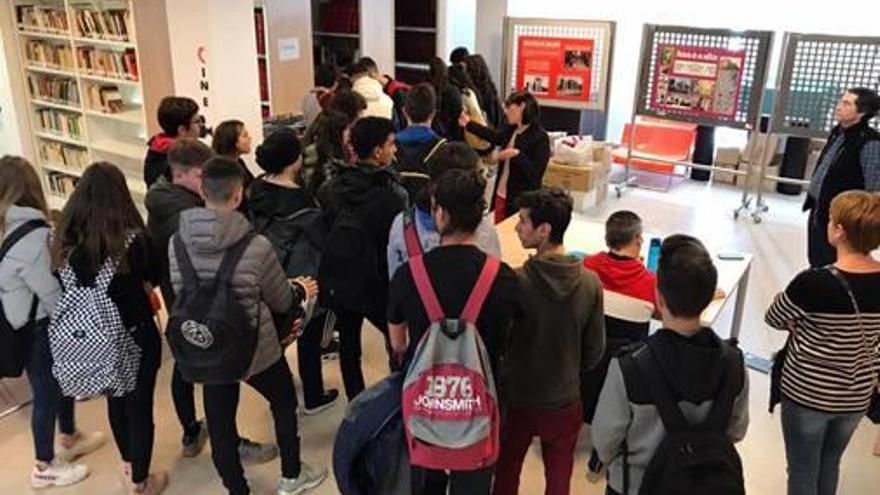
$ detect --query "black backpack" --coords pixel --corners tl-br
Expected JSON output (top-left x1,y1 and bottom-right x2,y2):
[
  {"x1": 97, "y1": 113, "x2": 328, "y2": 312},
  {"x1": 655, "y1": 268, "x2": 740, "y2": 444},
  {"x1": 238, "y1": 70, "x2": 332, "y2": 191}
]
[
  {"x1": 253, "y1": 207, "x2": 327, "y2": 279},
  {"x1": 394, "y1": 138, "x2": 446, "y2": 204},
  {"x1": 166, "y1": 233, "x2": 258, "y2": 384},
  {"x1": 318, "y1": 207, "x2": 377, "y2": 313},
  {"x1": 0, "y1": 219, "x2": 47, "y2": 378},
  {"x1": 619, "y1": 341, "x2": 745, "y2": 495}
]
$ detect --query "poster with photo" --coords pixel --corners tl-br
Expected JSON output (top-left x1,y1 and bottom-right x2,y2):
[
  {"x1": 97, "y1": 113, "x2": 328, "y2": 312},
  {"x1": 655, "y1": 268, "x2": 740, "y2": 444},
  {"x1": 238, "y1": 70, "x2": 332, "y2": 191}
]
[
  {"x1": 651, "y1": 44, "x2": 746, "y2": 119},
  {"x1": 516, "y1": 36, "x2": 594, "y2": 103}
]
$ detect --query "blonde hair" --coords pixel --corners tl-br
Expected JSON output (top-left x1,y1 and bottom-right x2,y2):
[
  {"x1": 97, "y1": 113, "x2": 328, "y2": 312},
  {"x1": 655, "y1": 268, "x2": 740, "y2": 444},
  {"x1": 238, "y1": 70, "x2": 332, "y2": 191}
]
[
  {"x1": 0, "y1": 156, "x2": 48, "y2": 238},
  {"x1": 830, "y1": 190, "x2": 880, "y2": 254}
]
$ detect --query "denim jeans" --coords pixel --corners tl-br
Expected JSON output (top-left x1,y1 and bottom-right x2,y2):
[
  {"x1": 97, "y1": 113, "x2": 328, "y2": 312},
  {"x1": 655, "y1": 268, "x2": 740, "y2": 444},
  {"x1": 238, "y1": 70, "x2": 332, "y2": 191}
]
[
  {"x1": 781, "y1": 395, "x2": 863, "y2": 495},
  {"x1": 24, "y1": 320, "x2": 75, "y2": 463}
]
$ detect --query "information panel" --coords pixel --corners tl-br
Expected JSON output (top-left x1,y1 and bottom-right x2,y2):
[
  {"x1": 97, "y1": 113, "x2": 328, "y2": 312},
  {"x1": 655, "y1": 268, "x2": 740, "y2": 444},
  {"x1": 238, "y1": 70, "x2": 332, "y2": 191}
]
[
  {"x1": 651, "y1": 45, "x2": 745, "y2": 119},
  {"x1": 515, "y1": 36, "x2": 594, "y2": 103}
]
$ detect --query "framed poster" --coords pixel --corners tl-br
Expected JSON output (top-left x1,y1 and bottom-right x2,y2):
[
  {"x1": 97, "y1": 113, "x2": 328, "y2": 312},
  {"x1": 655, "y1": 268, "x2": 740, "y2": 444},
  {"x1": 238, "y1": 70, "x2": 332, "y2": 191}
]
[
  {"x1": 651, "y1": 45, "x2": 746, "y2": 119},
  {"x1": 515, "y1": 36, "x2": 595, "y2": 104}
]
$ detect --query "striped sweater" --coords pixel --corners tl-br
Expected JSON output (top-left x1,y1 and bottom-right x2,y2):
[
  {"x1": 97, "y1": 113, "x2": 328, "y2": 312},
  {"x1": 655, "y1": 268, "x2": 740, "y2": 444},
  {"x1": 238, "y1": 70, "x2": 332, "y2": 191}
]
[{"x1": 765, "y1": 267, "x2": 880, "y2": 413}]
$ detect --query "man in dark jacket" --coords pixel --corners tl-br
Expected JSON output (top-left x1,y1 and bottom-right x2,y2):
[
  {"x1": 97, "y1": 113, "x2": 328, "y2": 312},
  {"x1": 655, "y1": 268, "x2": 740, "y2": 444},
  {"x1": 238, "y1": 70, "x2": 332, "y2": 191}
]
[
  {"x1": 394, "y1": 83, "x2": 446, "y2": 202},
  {"x1": 493, "y1": 188, "x2": 605, "y2": 495},
  {"x1": 145, "y1": 139, "x2": 276, "y2": 463},
  {"x1": 805, "y1": 87, "x2": 880, "y2": 266},
  {"x1": 319, "y1": 117, "x2": 407, "y2": 400},
  {"x1": 144, "y1": 96, "x2": 203, "y2": 188}
]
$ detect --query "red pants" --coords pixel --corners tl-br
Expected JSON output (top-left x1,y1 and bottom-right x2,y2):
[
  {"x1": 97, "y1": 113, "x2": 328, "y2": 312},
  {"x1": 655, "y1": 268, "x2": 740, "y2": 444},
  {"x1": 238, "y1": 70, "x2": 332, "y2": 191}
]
[
  {"x1": 494, "y1": 195, "x2": 508, "y2": 225},
  {"x1": 492, "y1": 400, "x2": 583, "y2": 495}
]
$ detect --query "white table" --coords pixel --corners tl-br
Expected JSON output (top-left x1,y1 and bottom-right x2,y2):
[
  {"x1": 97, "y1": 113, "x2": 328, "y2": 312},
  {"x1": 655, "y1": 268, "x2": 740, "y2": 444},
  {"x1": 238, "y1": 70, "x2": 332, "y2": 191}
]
[{"x1": 497, "y1": 216, "x2": 754, "y2": 339}]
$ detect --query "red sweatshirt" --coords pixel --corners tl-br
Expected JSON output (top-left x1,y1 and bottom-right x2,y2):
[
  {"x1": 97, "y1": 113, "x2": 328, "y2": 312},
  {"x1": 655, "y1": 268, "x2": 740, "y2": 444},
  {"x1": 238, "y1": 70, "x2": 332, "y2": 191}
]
[{"x1": 583, "y1": 251, "x2": 657, "y2": 308}]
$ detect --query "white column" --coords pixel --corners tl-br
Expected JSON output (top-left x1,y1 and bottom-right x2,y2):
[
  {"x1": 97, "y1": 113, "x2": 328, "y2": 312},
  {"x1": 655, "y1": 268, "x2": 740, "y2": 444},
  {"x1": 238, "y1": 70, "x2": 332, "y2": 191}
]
[{"x1": 474, "y1": 0, "x2": 508, "y2": 85}]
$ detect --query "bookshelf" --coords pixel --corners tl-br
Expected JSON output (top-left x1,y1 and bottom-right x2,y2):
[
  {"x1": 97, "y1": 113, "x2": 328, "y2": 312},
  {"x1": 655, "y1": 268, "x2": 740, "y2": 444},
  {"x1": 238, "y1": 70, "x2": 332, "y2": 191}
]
[
  {"x1": 311, "y1": 0, "x2": 360, "y2": 69},
  {"x1": 394, "y1": 0, "x2": 436, "y2": 84},
  {"x1": 254, "y1": 1, "x2": 271, "y2": 120},
  {"x1": 11, "y1": 0, "x2": 151, "y2": 209}
]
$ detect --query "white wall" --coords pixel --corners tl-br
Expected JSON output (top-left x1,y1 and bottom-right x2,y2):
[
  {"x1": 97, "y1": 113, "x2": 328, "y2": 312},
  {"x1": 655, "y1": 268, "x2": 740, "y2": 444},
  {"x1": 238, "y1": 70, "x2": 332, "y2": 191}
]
[
  {"x1": 0, "y1": 24, "x2": 24, "y2": 156},
  {"x1": 475, "y1": 0, "x2": 507, "y2": 85},
  {"x1": 507, "y1": 0, "x2": 880, "y2": 140},
  {"x1": 438, "y1": 0, "x2": 477, "y2": 62},
  {"x1": 164, "y1": 0, "x2": 264, "y2": 171}
]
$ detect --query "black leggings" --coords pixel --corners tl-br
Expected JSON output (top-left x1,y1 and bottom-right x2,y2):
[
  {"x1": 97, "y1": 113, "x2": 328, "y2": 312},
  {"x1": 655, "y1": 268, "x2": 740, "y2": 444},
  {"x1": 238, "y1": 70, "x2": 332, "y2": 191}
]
[
  {"x1": 335, "y1": 302, "x2": 393, "y2": 401},
  {"x1": 297, "y1": 312, "x2": 327, "y2": 408},
  {"x1": 203, "y1": 358, "x2": 301, "y2": 495},
  {"x1": 107, "y1": 320, "x2": 161, "y2": 484},
  {"x1": 171, "y1": 364, "x2": 199, "y2": 436}
]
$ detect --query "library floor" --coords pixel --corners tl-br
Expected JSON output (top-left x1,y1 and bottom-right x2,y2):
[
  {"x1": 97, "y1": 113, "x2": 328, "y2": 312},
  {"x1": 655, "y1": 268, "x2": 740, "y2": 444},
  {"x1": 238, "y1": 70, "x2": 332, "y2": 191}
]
[{"x1": 1, "y1": 178, "x2": 879, "y2": 494}]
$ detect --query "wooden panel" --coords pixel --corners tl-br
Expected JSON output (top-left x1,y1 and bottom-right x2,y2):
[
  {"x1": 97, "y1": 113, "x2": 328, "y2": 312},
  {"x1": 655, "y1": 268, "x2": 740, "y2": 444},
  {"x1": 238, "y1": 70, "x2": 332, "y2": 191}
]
[
  {"x1": 265, "y1": 0, "x2": 314, "y2": 115},
  {"x1": 132, "y1": 0, "x2": 175, "y2": 137}
]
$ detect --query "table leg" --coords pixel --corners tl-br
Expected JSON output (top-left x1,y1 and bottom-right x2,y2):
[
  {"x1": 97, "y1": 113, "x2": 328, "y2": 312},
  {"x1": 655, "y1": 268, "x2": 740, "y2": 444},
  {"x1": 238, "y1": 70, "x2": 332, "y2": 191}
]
[{"x1": 730, "y1": 261, "x2": 752, "y2": 341}]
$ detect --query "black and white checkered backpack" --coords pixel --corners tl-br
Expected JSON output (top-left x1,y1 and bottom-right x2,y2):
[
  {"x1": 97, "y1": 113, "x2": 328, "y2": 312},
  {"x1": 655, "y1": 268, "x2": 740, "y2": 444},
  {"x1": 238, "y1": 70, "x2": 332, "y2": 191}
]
[{"x1": 49, "y1": 252, "x2": 141, "y2": 398}]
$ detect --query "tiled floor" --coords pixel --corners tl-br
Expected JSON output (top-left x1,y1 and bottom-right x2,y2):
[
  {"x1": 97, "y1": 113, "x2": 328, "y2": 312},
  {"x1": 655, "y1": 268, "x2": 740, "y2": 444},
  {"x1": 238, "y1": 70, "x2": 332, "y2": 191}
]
[{"x1": 1, "y1": 179, "x2": 878, "y2": 494}]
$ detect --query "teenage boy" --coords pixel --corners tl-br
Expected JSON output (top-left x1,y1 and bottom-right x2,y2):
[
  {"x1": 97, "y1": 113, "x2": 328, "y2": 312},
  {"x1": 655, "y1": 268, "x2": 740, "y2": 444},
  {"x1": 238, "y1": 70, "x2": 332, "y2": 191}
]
[
  {"x1": 492, "y1": 188, "x2": 605, "y2": 495},
  {"x1": 387, "y1": 142, "x2": 501, "y2": 279},
  {"x1": 592, "y1": 235, "x2": 750, "y2": 495},
  {"x1": 301, "y1": 64, "x2": 338, "y2": 128},
  {"x1": 394, "y1": 83, "x2": 445, "y2": 201},
  {"x1": 144, "y1": 96, "x2": 203, "y2": 187},
  {"x1": 169, "y1": 157, "x2": 327, "y2": 495},
  {"x1": 319, "y1": 116, "x2": 407, "y2": 400},
  {"x1": 146, "y1": 140, "x2": 276, "y2": 463},
  {"x1": 388, "y1": 168, "x2": 521, "y2": 495},
  {"x1": 351, "y1": 57, "x2": 394, "y2": 119}
]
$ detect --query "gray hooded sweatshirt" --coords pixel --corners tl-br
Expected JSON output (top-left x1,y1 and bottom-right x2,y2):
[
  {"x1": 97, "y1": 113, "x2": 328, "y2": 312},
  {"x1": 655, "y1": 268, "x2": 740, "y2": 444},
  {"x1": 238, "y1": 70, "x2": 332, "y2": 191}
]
[
  {"x1": 0, "y1": 206, "x2": 60, "y2": 328},
  {"x1": 169, "y1": 208, "x2": 293, "y2": 378}
]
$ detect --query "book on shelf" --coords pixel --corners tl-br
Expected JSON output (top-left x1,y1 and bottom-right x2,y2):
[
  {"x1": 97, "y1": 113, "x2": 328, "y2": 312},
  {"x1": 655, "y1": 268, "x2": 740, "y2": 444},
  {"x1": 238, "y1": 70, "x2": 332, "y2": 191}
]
[
  {"x1": 46, "y1": 172, "x2": 78, "y2": 198},
  {"x1": 16, "y1": 5, "x2": 69, "y2": 33},
  {"x1": 27, "y1": 73, "x2": 79, "y2": 105},
  {"x1": 320, "y1": 0, "x2": 359, "y2": 34},
  {"x1": 39, "y1": 141, "x2": 88, "y2": 169},
  {"x1": 76, "y1": 46, "x2": 139, "y2": 81},
  {"x1": 36, "y1": 108, "x2": 83, "y2": 139},
  {"x1": 258, "y1": 59, "x2": 269, "y2": 101},
  {"x1": 71, "y1": 7, "x2": 132, "y2": 42},
  {"x1": 25, "y1": 40, "x2": 75, "y2": 70},
  {"x1": 254, "y1": 9, "x2": 266, "y2": 55},
  {"x1": 85, "y1": 83, "x2": 125, "y2": 113}
]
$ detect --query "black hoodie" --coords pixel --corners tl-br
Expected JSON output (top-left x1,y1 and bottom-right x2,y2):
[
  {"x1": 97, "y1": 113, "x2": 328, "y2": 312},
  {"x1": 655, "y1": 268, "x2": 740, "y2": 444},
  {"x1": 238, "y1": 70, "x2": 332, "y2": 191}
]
[{"x1": 144, "y1": 176, "x2": 203, "y2": 305}]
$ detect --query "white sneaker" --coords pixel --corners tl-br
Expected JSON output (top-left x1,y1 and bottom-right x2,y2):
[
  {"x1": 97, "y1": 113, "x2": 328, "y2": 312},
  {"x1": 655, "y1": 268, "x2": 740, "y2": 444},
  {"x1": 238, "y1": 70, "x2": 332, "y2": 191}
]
[
  {"x1": 55, "y1": 431, "x2": 106, "y2": 462},
  {"x1": 31, "y1": 461, "x2": 89, "y2": 488},
  {"x1": 277, "y1": 463, "x2": 327, "y2": 494}
]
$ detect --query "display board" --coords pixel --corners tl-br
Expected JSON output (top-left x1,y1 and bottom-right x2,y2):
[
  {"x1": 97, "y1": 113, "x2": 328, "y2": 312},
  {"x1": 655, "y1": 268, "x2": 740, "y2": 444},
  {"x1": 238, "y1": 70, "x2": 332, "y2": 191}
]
[
  {"x1": 634, "y1": 24, "x2": 773, "y2": 130},
  {"x1": 770, "y1": 33, "x2": 880, "y2": 138},
  {"x1": 503, "y1": 17, "x2": 615, "y2": 112}
]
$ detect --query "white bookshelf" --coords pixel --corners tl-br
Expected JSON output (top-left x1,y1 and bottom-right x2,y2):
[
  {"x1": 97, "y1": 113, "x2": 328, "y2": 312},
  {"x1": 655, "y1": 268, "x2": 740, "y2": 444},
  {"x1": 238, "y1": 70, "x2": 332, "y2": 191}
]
[{"x1": 12, "y1": 0, "x2": 149, "y2": 208}]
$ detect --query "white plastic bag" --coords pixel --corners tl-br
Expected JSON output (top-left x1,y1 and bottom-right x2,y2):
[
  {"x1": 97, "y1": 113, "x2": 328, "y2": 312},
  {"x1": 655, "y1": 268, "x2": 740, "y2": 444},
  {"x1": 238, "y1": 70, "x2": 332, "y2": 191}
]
[{"x1": 553, "y1": 135, "x2": 594, "y2": 166}]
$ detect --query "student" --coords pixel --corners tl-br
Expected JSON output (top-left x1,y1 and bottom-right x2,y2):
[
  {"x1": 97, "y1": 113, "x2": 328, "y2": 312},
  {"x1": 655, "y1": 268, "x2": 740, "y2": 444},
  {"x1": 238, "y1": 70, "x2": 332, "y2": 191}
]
[
  {"x1": 493, "y1": 188, "x2": 605, "y2": 495},
  {"x1": 319, "y1": 117, "x2": 407, "y2": 400},
  {"x1": 765, "y1": 190, "x2": 880, "y2": 495},
  {"x1": 301, "y1": 64, "x2": 338, "y2": 128},
  {"x1": 212, "y1": 120, "x2": 257, "y2": 195},
  {"x1": 449, "y1": 64, "x2": 491, "y2": 154},
  {"x1": 351, "y1": 57, "x2": 394, "y2": 119},
  {"x1": 54, "y1": 163, "x2": 168, "y2": 494},
  {"x1": 460, "y1": 91, "x2": 551, "y2": 224},
  {"x1": 465, "y1": 54, "x2": 505, "y2": 129},
  {"x1": 249, "y1": 129, "x2": 340, "y2": 414},
  {"x1": 592, "y1": 235, "x2": 750, "y2": 495},
  {"x1": 387, "y1": 142, "x2": 501, "y2": 279},
  {"x1": 450, "y1": 46, "x2": 470, "y2": 67},
  {"x1": 145, "y1": 140, "x2": 276, "y2": 463},
  {"x1": 144, "y1": 96, "x2": 203, "y2": 187},
  {"x1": 0, "y1": 156, "x2": 105, "y2": 488},
  {"x1": 394, "y1": 83, "x2": 446, "y2": 201},
  {"x1": 302, "y1": 88, "x2": 366, "y2": 160},
  {"x1": 301, "y1": 110, "x2": 354, "y2": 196},
  {"x1": 388, "y1": 168, "x2": 520, "y2": 495},
  {"x1": 428, "y1": 57, "x2": 464, "y2": 141},
  {"x1": 169, "y1": 157, "x2": 327, "y2": 495}
]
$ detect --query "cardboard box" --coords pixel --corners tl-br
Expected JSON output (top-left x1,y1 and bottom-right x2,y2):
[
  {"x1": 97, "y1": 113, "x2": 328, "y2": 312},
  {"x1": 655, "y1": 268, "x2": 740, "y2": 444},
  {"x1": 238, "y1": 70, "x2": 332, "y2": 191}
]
[
  {"x1": 543, "y1": 159, "x2": 606, "y2": 192},
  {"x1": 570, "y1": 183, "x2": 609, "y2": 213}
]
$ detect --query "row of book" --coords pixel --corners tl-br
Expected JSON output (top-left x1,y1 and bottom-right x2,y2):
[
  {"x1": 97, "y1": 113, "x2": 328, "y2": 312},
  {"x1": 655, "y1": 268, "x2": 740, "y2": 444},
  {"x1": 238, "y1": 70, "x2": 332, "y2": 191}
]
[
  {"x1": 72, "y1": 7, "x2": 132, "y2": 42},
  {"x1": 28, "y1": 74, "x2": 80, "y2": 106},
  {"x1": 76, "y1": 47, "x2": 138, "y2": 81},
  {"x1": 39, "y1": 141, "x2": 88, "y2": 170},
  {"x1": 36, "y1": 108, "x2": 83, "y2": 140},
  {"x1": 84, "y1": 83, "x2": 125, "y2": 113},
  {"x1": 16, "y1": 6, "x2": 69, "y2": 33},
  {"x1": 254, "y1": 8, "x2": 266, "y2": 55},
  {"x1": 25, "y1": 40, "x2": 75, "y2": 70},
  {"x1": 47, "y1": 172, "x2": 78, "y2": 198}
]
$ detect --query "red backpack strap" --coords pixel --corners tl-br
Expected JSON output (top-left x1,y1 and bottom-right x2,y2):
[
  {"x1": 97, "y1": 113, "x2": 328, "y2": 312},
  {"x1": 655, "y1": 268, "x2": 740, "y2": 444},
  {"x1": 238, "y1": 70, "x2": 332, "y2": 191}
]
[
  {"x1": 409, "y1": 255, "x2": 444, "y2": 323},
  {"x1": 403, "y1": 208, "x2": 422, "y2": 258},
  {"x1": 461, "y1": 256, "x2": 501, "y2": 323}
]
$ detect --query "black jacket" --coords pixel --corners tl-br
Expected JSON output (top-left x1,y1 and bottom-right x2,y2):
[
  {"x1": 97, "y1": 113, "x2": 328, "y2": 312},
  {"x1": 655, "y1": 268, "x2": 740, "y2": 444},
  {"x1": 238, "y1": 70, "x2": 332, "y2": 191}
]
[
  {"x1": 144, "y1": 177, "x2": 203, "y2": 306},
  {"x1": 804, "y1": 121, "x2": 880, "y2": 225},
  {"x1": 433, "y1": 85, "x2": 464, "y2": 141},
  {"x1": 143, "y1": 134, "x2": 174, "y2": 188},
  {"x1": 466, "y1": 121, "x2": 551, "y2": 218}
]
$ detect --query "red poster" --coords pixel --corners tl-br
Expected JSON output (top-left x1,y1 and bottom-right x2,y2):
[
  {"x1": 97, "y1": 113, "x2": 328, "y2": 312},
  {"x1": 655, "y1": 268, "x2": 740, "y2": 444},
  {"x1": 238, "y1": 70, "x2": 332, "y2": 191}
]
[
  {"x1": 516, "y1": 36, "x2": 593, "y2": 103},
  {"x1": 650, "y1": 45, "x2": 746, "y2": 119}
]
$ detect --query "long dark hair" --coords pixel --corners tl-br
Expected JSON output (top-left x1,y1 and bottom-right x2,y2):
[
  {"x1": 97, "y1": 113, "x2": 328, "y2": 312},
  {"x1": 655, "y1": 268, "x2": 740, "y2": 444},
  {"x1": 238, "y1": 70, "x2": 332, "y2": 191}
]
[
  {"x1": 315, "y1": 110, "x2": 350, "y2": 163},
  {"x1": 0, "y1": 155, "x2": 48, "y2": 238},
  {"x1": 448, "y1": 64, "x2": 478, "y2": 94},
  {"x1": 54, "y1": 162, "x2": 144, "y2": 277},
  {"x1": 429, "y1": 57, "x2": 450, "y2": 94},
  {"x1": 212, "y1": 119, "x2": 245, "y2": 157},
  {"x1": 465, "y1": 54, "x2": 500, "y2": 101}
]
